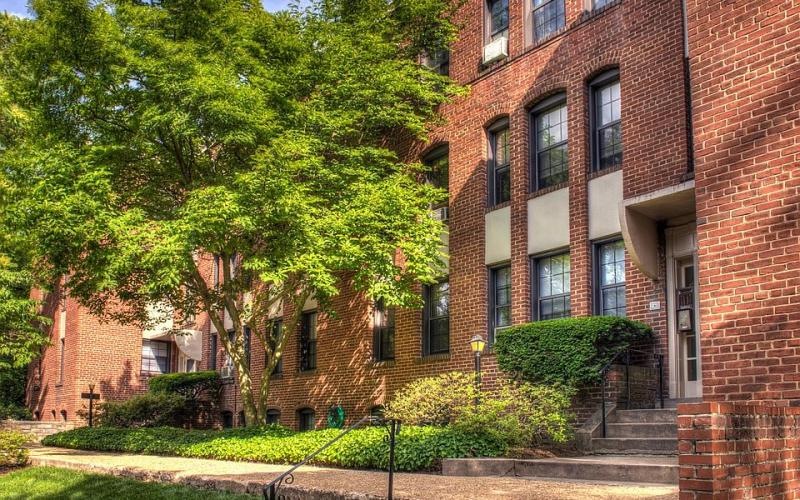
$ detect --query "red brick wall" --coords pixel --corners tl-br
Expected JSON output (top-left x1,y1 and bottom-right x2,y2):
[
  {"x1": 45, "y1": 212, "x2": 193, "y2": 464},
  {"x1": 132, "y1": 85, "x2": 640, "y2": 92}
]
[
  {"x1": 687, "y1": 0, "x2": 800, "y2": 403},
  {"x1": 678, "y1": 402, "x2": 800, "y2": 498},
  {"x1": 27, "y1": 282, "x2": 148, "y2": 423}
]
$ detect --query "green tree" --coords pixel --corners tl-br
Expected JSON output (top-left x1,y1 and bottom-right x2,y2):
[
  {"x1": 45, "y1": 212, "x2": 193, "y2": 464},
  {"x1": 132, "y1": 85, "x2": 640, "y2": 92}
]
[
  {"x1": 1, "y1": 0, "x2": 462, "y2": 425},
  {"x1": 0, "y1": 14, "x2": 49, "y2": 370}
]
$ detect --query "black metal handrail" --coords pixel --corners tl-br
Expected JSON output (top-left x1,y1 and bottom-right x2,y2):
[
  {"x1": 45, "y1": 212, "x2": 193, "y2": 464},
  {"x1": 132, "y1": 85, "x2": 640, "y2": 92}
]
[
  {"x1": 600, "y1": 348, "x2": 665, "y2": 438},
  {"x1": 263, "y1": 416, "x2": 400, "y2": 500}
]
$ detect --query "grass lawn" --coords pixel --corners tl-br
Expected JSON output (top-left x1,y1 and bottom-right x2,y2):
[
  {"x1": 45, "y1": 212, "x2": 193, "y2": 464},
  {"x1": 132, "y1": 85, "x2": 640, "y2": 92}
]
[{"x1": 0, "y1": 467, "x2": 255, "y2": 500}]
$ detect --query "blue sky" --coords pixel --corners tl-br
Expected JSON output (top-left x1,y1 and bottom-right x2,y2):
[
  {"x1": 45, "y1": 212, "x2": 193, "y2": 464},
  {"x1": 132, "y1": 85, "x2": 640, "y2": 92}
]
[{"x1": 0, "y1": 0, "x2": 293, "y2": 17}]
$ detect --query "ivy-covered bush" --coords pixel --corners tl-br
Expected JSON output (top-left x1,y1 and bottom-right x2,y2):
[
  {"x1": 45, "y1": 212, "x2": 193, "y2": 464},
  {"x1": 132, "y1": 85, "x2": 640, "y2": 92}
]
[
  {"x1": 385, "y1": 372, "x2": 573, "y2": 448},
  {"x1": 494, "y1": 316, "x2": 653, "y2": 386},
  {"x1": 147, "y1": 371, "x2": 221, "y2": 400},
  {"x1": 97, "y1": 393, "x2": 187, "y2": 428},
  {"x1": 0, "y1": 430, "x2": 28, "y2": 467},
  {"x1": 42, "y1": 424, "x2": 504, "y2": 471}
]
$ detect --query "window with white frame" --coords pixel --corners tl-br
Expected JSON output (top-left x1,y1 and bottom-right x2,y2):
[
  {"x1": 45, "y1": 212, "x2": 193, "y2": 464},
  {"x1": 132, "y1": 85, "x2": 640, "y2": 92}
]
[
  {"x1": 489, "y1": 121, "x2": 511, "y2": 206},
  {"x1": 142, "y1": 339, "x2": 171, "y2": 374},
  {"x1": 532, "y1": 95, "x2": 568, "y2": 190},
  {"x1": 489, "y1": 265, "x2": 511, "y2": 343},
  {"x1": 533, "y1": 0, "x2": 565, "y2": 43}
]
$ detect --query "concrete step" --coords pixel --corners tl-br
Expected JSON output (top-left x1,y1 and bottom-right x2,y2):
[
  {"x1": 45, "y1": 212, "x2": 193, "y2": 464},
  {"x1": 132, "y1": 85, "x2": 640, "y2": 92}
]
[
  {"x1": 591, "y1": 437, "x2": 678, "y2": 455},
  {"x1": 610, "y1": 409, "x2": 677, "y2": 424},
  {"x1": 605, "y1": 423, "x2": 677, "y2": 438},
  {"x1": 663, "y1": 397, "x2": 701, "y2": 409},
  {"x1": 442, "y1": 455, "x2": 678, "y2": 484}
]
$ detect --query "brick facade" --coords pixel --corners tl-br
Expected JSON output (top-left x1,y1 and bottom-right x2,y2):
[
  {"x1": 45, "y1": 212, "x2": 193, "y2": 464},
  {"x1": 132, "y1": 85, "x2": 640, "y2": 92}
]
[
  {"x1": 687, "y1": 0, "x2": 800, "y2": 404},
  {"x1": 678, "y1": 402, "x2": 800, "y2": 498}
]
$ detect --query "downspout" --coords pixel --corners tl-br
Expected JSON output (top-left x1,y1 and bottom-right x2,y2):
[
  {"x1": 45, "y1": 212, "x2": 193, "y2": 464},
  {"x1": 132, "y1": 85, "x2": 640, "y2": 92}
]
[{"x1": 681, "y1": 0, "x2": 695, "y2": 174}]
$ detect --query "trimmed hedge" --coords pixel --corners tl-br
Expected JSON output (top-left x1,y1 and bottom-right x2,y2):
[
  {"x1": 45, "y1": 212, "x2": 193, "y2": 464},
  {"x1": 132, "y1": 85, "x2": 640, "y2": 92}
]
[
  {"x1": 42, "y1": 424, "x2": 505, "y2": 471},
  {"x1": 148, "y1": 371, "x2": 221, "y2": 399},
  {"x1": 494, "y1": 316, "x2": 653, "y2": 386},
  {"x1": 97, "y1": 393, "x2": 188, "y2": 428}
]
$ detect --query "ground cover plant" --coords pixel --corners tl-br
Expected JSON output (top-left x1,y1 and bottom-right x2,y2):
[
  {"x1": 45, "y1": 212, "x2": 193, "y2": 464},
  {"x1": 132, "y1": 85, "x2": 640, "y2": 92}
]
[
  {"x1": 0, "y1": 466, "x2": 256, "y2": 500},
  {"x1": 42, "y1": 424, "x2": 504, "y2": 471}
]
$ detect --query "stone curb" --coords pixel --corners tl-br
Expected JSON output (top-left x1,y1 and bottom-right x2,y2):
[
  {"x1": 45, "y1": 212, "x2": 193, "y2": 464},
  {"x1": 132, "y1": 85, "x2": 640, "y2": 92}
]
[{"x1": 28, "y1": 455, "x2": 386, "y2": 500}]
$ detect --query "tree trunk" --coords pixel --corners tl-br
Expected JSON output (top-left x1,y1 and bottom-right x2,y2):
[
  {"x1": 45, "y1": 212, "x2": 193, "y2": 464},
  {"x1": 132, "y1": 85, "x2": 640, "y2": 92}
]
[{"x1": 234, "y1": 356, "x2": 260, "y2": 426}]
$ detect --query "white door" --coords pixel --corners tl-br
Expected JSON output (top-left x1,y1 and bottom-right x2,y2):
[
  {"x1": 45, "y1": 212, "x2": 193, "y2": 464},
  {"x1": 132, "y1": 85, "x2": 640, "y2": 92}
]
[
  {"x1": 666, "y1": 225, "x2": 702, "y2": 399},
  {"x1": 675, "y1": 258, "x2": 701, "y2": 398}
]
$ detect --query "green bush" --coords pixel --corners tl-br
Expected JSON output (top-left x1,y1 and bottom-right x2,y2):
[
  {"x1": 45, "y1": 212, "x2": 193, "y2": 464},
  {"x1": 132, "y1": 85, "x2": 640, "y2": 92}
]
[
  {"x1": 0, "y1": 429, "x2": 28, "y2": 467},
  {"x1": 148, "y1": 371, "x2": 221, "y2": 399},
  {"x1": 385, "y1": 372, "x2": 573, "y2": 448},
  {"x1": 42, "y1": 424, "x2": 504, "y2": 471},
  {"x1": 97, "y1": 393, "x2": 188, "y2": 428},
  {"x1": 494, "y1": 316, "x2": 653, "y2": 386},
  {"x1": 0, "y1": 403, "x2": 33, "y2": 421}
]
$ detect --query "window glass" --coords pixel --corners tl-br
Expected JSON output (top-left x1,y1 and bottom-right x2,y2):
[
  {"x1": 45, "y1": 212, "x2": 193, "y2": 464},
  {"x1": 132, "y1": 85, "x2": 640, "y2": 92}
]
[
  {"x1": 425, "y1": 280, "x2": 450, "y2": 355},
  {"x1": 594, "y1": 0, "x2": 613, "y2": 9},
  {"x1": 594, "y1": 78, "x2": 622, "y2": 170},
  {"x1": 374, "y1": 299, "x2": 396, "y2": 361},
  {"x1": 491, "y1": 266, "x2": 511, "y2": 343},
  {"x1": 536, "y1": 253, "x2": 571, "y2": 320},
  {"x1": 533, "y1": 0, "x2": 565, "y2": 42},
  {"x1": 424, "y1": 49, "x2": 450, "y2": 76},
  {"x1": 491, "y1": 126, "x2": 511, "y2": 205},
  {"x1": 142, "y1": 339, "x2": 170, "y2": 374},
  {"x1": 300, "y1": 312, "x2": 317, "y2": 371},
  {"x1": 597, "y1": 240, "x2": 626, "y2": 317},
  {"x1": 424, "y1": 147, "x2": 449, "y2": 207},
  {"x1": 298, "y1": 408, "x2": 315, "y2": 431},
  {"x1": 534, "y1": 101, "x2": 568, "y2": 189},
  {"x1": 266, "y1": 409, "x2": 280, "y2": 425},
  {"x1": 489, "y1": 0, "x2": 509, "y2": 39}
]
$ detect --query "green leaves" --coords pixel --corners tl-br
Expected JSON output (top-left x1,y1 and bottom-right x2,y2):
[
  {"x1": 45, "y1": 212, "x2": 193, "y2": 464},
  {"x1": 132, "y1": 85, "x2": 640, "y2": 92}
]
[{"x1": 493, "y1": 317, "x2": 654, "y2": 387}]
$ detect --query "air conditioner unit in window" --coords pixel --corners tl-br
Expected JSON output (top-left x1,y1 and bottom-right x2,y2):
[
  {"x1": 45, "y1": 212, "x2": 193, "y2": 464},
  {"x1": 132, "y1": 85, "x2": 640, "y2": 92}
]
[
  {"x1": 220, "y1": 365, "x2": 234, "y2": 379},
  {"x1": 483, "y1": 36, "x2": 508, "y2": 65},
  {"x1": 431, "y1": 206, "x2": 449, "y2": 222}
]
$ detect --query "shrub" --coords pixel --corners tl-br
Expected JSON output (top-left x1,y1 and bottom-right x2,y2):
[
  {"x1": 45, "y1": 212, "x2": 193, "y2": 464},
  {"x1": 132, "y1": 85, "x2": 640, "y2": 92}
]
[
  {"x1": 494, "y1": 316, "x2": 653, "y2": 386},
  {"x1": 42, "y1": 424, "x2": 505, "y2": 471},
  {"x1": 385, "y1": 372, "x2": 573, "y2": 448},
  {"x1": 147, "y1": 371, "x2": 221, "y2": 400},
  {"x1": 97, "y1": 393, "x2": 187, "y2": 428},
  {"x1": 0, "y1": 430, "x2": 28, "y2": 467},
  {"x1": 0, "y1": 403, "x2": 33, "y2": 421}
]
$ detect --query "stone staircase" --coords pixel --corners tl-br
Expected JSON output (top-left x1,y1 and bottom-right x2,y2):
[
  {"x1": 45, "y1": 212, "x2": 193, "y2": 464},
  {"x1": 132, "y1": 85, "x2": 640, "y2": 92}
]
[
  {"x1": 591, "y1": 408, "x2": 678, "y2": 455},
  {"x1": 442, "y1": 406, "x2": 680, "y2": 484}
]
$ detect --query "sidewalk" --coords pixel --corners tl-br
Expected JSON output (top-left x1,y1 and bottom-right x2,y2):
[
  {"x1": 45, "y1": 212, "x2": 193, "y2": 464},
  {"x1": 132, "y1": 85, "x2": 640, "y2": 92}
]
[{"x1": 28, "y1": 446, "x2": 678, "y2": 499}]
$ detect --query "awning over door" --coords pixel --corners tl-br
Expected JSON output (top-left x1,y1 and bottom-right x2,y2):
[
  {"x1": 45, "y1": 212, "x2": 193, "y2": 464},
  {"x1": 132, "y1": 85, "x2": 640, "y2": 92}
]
[{"x1": 619, "y1": 180, "x2": 696, "y2": 279}]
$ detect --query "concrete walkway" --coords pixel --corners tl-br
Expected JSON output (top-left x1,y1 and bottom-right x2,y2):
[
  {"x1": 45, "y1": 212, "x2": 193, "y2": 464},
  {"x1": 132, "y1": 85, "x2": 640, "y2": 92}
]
[{"x1": 28, "y1": 446, "x2": 678, "y2": 499}]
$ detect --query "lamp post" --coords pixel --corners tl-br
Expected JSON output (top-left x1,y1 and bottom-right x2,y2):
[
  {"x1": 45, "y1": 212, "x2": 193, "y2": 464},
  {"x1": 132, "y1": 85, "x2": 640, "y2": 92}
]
[{"x1": 469, "y1": 335, "x2": 487, "y2": 406}]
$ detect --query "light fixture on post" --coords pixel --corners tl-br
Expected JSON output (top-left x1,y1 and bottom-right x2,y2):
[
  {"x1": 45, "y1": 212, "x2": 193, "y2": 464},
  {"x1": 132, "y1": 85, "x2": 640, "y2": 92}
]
[{"x1": 469, "y1": 334, "x2": 487, "y2": 406}]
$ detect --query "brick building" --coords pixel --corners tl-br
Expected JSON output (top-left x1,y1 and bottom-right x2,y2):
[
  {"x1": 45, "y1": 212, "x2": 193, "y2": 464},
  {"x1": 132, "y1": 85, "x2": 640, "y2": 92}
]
[{"x1": 27, "y1": 0, "x2": 799, "y2": 447}]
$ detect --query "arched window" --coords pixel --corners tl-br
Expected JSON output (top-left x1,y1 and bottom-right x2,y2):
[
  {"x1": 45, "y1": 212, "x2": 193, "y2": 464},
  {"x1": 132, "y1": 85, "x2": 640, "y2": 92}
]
[
  {"x1": 590, "y1": 69, "x2": 622, "y2": 171},
  {"x1": 297, "y1": 407, "x2": 315, "y2": 432},
  {"x1": 266, "y1": 409, "x2": 281, "y2": 425},
  {"x1": 530, "y1": 93, "x2": 568, "y2": 191},
  {"x1": 487, "y1": 119, "x2": 511, "y2": 206},
  {"x1": 221, "y1": 411, "x2": 233, "y2": 429}
]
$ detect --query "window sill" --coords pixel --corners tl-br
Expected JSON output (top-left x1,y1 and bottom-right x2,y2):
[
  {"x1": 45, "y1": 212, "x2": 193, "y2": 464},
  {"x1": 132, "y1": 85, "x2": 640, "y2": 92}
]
[
  {"x1": 415, "y1": 353, "x2": 450, "y2": 364},
  {"x1": 529, "y1": 181, "x2": 568, "y2": 199},
  {"x1": 372, "y1": 360, "x2": 396, "y2": 368},
  {"x1": 297, "y1": 369, "x2": 317, "y2": 376},
  {"x1": 486, "y1": 201, "x2": 512, "y2": 214},
  {"x1": 588, "y1": 163, "x2": 622, "y2": 181}
]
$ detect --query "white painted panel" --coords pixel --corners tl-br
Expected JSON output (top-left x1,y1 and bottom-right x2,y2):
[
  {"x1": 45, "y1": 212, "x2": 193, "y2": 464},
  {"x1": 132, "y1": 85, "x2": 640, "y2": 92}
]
[
  {"x1": 528, "y1": 188, "x2": 569, "y2": 254},
  {"x1": 303, "y1": 294, "x2": 318, "y2": 312},
  {"x1": 485, "y1": 206, "x2": 511, "y2": 265},
  {"x1": 589, "y1": 169, "x2": 623, "y2": 239}
]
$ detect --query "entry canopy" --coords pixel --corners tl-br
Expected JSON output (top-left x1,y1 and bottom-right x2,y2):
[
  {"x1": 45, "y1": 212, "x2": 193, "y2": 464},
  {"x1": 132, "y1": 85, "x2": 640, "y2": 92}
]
[{"x1": 619, "y1": 180, "x2": 695, "y2": 279}]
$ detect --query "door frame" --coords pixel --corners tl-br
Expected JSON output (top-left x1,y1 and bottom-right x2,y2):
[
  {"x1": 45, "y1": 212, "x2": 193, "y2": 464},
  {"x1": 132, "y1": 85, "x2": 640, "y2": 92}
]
[{"x1": 665, "y1": 223, "x2": 701, "y2": 399}]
